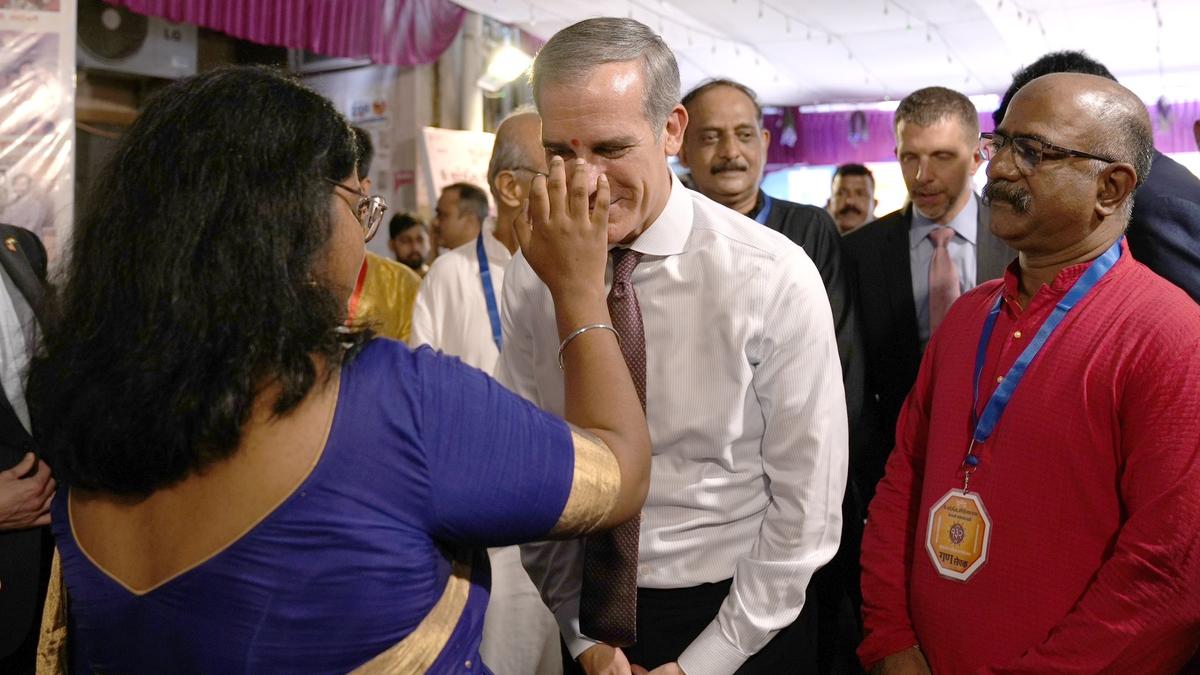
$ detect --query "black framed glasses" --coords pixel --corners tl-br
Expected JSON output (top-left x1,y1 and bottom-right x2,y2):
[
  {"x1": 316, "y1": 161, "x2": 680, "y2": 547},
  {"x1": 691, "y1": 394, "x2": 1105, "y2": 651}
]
[
  {"x1": 979, "y1": 132, "x2": 1117, "y2": 176},
  {"x1": 324, "y1": 178, "x2": 388, "y2": 242}
]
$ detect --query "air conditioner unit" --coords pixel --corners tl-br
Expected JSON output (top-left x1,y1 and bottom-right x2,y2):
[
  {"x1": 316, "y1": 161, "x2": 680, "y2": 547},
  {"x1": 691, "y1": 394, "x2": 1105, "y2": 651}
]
[{"x1": 77, "y1": 0, "x2": 197, "y2": 80}]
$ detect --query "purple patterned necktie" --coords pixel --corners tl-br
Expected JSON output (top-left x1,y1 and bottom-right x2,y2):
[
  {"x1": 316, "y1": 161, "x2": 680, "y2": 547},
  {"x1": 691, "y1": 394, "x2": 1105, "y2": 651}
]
[
  {"x1": 578, "y1": 247, "x2": 644, "y2": 646},
  {"x1": 928, "y1": 226, "x2": 961, "y2": 335}
]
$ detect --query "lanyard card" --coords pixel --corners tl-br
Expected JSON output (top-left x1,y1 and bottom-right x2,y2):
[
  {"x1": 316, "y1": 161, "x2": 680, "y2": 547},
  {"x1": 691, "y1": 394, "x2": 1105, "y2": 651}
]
[{"x1": 926, "y1": 488, "x2": 991, "y2": 582}]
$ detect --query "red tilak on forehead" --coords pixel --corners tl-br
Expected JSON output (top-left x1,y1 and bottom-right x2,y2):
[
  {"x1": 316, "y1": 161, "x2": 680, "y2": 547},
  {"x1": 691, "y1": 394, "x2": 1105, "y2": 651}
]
[{"x1": 570, "y1": 139, "x2": 580, "y2": 147}]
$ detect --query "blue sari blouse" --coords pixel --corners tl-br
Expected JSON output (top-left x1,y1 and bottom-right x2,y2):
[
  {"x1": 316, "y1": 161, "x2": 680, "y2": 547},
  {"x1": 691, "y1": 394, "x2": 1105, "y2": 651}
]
[{"x1": 51, "y1": 339, "x2": 614, "y2": 674}]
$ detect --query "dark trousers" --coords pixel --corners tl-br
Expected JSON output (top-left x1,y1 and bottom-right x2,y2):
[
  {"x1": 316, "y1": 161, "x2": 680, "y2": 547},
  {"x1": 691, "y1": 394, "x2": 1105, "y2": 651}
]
[
  {"x1": 0, "y1": 527, "x2": 54, "y2": 675},
  {"x1": 563, "y1": 579, "x2": 819, "y2": 674},
  {"x1": 812, "y1": 482, "x2": 865, "y2": 675}
]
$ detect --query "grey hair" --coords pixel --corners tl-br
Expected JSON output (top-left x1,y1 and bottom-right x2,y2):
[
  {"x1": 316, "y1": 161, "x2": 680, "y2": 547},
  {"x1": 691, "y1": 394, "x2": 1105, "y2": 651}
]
[
  {"x1": 894, "y1": 86, "x2": 979, "y2": 142},
  {"x1": 486, "y1": 106, "x2": 539, "y2": 198},
  {"x1": 1087, "y1": 87, "x2": 1155, "y2": 224},
  {"x1": 531, "y1": 17, "x2": 680, "y2": 136}
]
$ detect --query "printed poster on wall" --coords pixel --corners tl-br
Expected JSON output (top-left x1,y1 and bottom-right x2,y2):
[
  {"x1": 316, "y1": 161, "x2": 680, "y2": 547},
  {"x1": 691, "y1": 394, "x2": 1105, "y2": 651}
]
[
  {"x1": 418, "y1": 126, "x2": 496, "y2": 215},
  {"x1": 0, "y1": 0, "x2": 75, "y2": 264}
]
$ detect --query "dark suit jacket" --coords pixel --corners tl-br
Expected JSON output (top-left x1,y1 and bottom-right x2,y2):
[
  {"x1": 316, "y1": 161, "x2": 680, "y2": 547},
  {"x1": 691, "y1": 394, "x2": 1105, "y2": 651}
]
[
  {"x1": 1127, "y1": 150, "x2": 1200, "y2": 303},
  {"x1": 0, "y1": 224, "x2": 49, "y2": 659},
  {"x1": 842, "y1": 197, "x2": 1013, "y2": 506}
]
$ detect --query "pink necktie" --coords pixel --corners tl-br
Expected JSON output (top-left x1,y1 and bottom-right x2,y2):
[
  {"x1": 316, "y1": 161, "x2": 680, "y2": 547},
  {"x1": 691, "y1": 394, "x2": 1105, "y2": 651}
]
[
  {"x1": 579, "y1": 248, "x2": 643, "y2": 646},
  {"x1": 928, "y1": 227, "x2": 961, "y2": 334}
]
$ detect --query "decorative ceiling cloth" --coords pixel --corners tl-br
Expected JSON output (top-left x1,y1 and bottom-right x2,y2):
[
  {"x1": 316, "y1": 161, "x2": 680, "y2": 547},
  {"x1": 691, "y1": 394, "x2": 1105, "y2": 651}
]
[{"x1": 105, "y1": 0, "x2": 466, "y2": 66}]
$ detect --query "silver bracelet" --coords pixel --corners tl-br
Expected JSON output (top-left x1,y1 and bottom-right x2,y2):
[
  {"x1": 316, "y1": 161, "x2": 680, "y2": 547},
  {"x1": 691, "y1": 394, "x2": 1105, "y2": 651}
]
[{"x1": 557, "y1": 323, "x2": 620, "y2": 370}]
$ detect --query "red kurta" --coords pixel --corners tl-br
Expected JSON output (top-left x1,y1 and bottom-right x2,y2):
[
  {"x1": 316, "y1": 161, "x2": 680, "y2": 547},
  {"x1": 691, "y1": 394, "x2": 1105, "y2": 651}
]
[{"x1": 860, "y1": 243, "x2": 1200, "y2": 673}]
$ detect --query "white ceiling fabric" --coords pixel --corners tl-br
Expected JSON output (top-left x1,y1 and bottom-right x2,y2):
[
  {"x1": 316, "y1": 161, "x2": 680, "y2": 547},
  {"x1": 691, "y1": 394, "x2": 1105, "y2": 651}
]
[{"x1": 452, "y1": 0, "x2": 1200, "y2": 107}]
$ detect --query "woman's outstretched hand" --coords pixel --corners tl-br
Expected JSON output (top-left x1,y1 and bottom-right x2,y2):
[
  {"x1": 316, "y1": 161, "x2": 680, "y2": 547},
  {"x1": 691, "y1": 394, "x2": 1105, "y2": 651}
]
[{"x1": 514, "y1": 155, "x2": 610, "y2": 298}]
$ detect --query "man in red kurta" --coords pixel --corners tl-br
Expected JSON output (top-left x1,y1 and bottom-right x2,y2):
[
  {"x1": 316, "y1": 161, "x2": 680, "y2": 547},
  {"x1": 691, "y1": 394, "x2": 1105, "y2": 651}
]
[{"x1": 859, "y1": 73, "x2": 1200, "y2": 674}]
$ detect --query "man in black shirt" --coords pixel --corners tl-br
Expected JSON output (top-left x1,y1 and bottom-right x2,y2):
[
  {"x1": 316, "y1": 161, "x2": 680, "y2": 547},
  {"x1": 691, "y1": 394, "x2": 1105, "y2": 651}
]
[{"x1": 680, "y1": 78, "x2": 865, "y2": 675}]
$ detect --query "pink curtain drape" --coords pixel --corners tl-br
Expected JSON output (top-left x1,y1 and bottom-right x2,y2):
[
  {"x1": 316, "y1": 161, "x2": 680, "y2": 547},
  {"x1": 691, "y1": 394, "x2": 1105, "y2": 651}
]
[
  {"x1": 107, "y1": 0, "x2": 466, "y2": 66},
  {"x1": 765, "y1": 110, "x2": 996, "y2": 169},
  {"x1": 767, "y1": 101, "x2": 1199, "y2": 169}
]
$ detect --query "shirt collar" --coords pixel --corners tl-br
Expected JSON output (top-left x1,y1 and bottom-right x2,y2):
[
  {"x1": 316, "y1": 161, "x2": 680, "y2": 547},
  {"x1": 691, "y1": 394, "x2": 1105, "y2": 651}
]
[
  {"x1": 622, "y1": 171, "x2": 691, "y2": 257},
  {"x1": 748, "y1": 190, "x2": 768, "y2": 221},
  {"x1": 483, "y1": 221, "x2": 514, "y2": 262},
  {"x1": 909, "y1": 193, "x2": 978, "y2": 249},
  {"x1": 1002, "y1": 238, "x2": 1130, "y2": 302}
]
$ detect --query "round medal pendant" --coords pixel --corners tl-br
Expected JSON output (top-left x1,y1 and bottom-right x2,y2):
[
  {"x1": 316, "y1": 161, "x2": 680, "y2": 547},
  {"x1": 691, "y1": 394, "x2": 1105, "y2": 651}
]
[{"x1": 925, "y1": 488, "x2": 992, "y2": 581}]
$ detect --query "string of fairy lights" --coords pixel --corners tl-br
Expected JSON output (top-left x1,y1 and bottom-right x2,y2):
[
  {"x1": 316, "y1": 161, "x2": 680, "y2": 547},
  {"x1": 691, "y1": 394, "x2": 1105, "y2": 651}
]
[
  {"x1": 505, "y1": 0, "x2": 1039, "y2": 98},
  {"x1": 499, "y1": 0, "x2": 1175, "y2": 102}
]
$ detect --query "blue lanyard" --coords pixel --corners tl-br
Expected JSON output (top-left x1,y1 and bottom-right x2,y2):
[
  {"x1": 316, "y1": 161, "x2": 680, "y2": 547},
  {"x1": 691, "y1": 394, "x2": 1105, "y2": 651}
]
[
  {"x1": 964, "y1": 238, "x2": 1123, "y2": 477},
  {"x1": 476, "y1": 233, "x2": 502, "y2": 351},
  {"x1": 753, "y1": 192, "x2": 773, "y2": 225}
]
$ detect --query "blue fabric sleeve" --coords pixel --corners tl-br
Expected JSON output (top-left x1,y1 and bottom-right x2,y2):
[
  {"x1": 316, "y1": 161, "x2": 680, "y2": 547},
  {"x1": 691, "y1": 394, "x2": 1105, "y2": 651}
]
[{"x1": 410, "y1": 345, "x2": 576, "y2": 547}]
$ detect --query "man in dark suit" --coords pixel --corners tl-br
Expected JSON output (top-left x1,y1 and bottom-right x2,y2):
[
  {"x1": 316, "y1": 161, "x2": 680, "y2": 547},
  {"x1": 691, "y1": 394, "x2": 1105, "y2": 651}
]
[
  {"x1": 843, "y1": 87, "x2": 1013, "y2": 507},
  {"x1": 0, "y1": 223, "x2": 54, "y2": 674},
  {"x1": 992, "y1": 50, "x2": 1200, "y2": 304}
]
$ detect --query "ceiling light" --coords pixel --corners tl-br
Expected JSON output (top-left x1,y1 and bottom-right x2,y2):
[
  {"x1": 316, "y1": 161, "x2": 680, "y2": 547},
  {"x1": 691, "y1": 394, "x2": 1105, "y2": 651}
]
[{"x1": 477, "y1": 43, "x2": 533, "y2": 93}]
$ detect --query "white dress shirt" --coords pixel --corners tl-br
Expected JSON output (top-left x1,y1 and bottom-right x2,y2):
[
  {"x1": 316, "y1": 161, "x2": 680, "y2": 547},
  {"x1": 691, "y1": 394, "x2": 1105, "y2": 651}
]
[
  {"x1": 495, "y1": 174, "x2": 848, "y2": 675},
  {"x1": 410, "y1": 221, "x2": 511, "y2": 374}
]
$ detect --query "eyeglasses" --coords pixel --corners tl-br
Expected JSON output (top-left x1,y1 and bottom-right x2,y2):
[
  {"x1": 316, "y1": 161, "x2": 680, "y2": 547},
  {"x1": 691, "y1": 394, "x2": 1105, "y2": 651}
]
[
  {"x1": 506, "y1": 166, "x2": 548, "y2": 177},
  {"x1": 324, "y1": 178, "x2": 388, "y2": 242},
  {"x1": 979, "y1": 132, "x2": 1117, "y2": 176}
]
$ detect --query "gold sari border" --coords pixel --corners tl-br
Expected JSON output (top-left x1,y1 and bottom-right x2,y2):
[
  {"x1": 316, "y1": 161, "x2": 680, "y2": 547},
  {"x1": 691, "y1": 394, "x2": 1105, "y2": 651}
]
[
  {"x1": 351, "y1": 557, "x2": 473, "y2": 674},
  {"x1": 36, "y1": 548, "x2": 69, "y2": 675},
  {"x1": 549, "y1": 425, "x2": 621, "y2": 538}
]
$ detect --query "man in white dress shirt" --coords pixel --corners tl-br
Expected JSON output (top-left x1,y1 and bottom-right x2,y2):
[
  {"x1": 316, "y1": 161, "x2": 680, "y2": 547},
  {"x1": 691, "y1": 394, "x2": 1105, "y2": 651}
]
[
  {"x1": 495, "y1": 18, "x2": 848, "y2": 675},
  {"x1": 409, "y1": 112, "x2": 561, "y2": 675}
]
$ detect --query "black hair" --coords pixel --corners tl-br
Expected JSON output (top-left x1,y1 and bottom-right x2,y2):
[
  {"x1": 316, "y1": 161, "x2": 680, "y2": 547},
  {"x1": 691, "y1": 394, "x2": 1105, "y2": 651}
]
[
  {"x1": 352, "y1": 126, "x2": 374, "y2": 180},
  {"x1": 994, "y1": 51, "x2": 1116, "y2": 126},
  {"x1": 388, "y1": 212, "x2": 427, "y2": 239},
  {"x1": 832, "y1": 163, "x2": 875, "y2": 189},
  {"x1": 444, "y1": 182, "x2": 490, "y2": 223},
  {"x1": 28, "y1": 65, "x2": 367, "y2": 497},
  {"x1": 682, "y1": 78, "x2": 763, "y2": 126}
]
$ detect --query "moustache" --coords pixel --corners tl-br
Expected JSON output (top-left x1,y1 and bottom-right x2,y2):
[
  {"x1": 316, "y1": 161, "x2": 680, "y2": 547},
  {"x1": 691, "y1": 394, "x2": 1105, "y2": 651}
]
[
  {"x1": 711, "y1": 160, "x2": 749, "y2": 175},
  {"x1": 982, "y1": 180, "x2": 1033, "y2": 214},
  {"x1": 837, "y1": 205, "x2": 863, "y2": 217}
]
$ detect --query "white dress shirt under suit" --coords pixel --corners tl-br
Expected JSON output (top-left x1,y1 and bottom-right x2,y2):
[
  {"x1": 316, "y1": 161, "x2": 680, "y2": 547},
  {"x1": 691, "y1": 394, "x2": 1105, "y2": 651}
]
[
  {"x1": 495, "y1": 174, "x2": 849, "y2": 675},
  {"x1": 907, "y1": 196, "x2": 979, "y2": 347}
]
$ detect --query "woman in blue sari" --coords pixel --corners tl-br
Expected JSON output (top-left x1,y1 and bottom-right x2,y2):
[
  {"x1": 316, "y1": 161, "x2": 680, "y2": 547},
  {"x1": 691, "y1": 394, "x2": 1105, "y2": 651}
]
[{"x1": 28, "y1": 66, "x2": 649, "y2": 673}]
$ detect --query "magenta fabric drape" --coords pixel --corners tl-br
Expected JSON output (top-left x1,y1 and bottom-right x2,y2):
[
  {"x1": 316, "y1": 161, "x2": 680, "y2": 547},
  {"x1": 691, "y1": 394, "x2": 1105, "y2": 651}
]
[
  {"x1": 765, "y1": 110, "x2": 996, "y2": 169},
  {"x1": 767, "y1": 100, "x2": 1199, "y2": 169},
  {"x1": 106, "y1": 0, "x2": 466, "y2": 66}
]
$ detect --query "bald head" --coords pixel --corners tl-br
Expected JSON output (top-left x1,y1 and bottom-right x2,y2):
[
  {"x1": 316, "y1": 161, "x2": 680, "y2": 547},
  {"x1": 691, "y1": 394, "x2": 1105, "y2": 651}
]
[
  {"x1": 986, "y1": 73, "x2": 1152, "y2": 259},
  {"x1": 487, "y1": 112, "x2": 544, "y2": 201},
  {"x1": 1007, "y1": 73, "x2": 1153, "y2": 186},
  {"x1": 487, "y1": 111, "x2": 546, "y2": 230}
]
